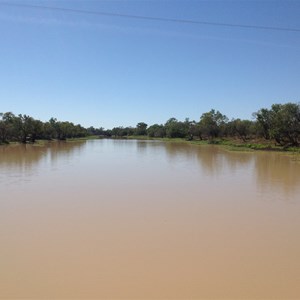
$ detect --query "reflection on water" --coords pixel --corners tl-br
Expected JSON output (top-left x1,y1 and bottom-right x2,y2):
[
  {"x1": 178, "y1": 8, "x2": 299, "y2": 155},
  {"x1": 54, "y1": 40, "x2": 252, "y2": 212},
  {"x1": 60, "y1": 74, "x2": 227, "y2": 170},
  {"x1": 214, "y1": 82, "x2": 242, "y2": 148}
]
[
  {"x1": 164, "y1": 142, "x2": 254, "y2": 175},
  {"x1": 0, "y1": 141, "x2": 86, "y2": 168},
  {"x1": 147, "y1": 141, "x2": 300, "y2": 198},
  {"x1": 3, "y1": 140, "x2": 297, "y2": 197},
  {"x1": 254, "y1": 151, "x2": 300, "y2": 198},
  {"x1": 0, "y1": 141, "x2": 86, "y2": 187},
  {"x1": 0, "y1": 139, "x2": 300, "y2": 299}
]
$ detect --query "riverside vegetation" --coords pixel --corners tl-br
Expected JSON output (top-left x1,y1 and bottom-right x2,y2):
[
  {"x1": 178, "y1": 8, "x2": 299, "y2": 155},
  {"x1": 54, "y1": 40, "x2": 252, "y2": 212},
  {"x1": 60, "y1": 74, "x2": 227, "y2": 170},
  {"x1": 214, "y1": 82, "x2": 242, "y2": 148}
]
[{"x1": 1, "y1": 102, "x2": 299, "y2": 150}]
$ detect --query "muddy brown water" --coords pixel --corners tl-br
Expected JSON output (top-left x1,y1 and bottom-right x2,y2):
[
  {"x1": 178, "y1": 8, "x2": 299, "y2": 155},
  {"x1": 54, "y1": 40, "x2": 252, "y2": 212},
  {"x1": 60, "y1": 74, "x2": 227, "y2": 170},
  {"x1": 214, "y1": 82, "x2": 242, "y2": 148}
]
[{"x1": 0, "y1": 140, "x2": 300, "y2": 299}]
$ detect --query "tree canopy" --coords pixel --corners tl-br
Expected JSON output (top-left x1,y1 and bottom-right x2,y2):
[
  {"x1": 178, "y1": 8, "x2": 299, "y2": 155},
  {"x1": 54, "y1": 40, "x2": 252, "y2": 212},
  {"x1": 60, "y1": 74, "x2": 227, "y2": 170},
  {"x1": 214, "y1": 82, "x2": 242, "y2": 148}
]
[
  {"x1": 1, "y1": 102, "x2": 299, "y2": 147},
  {"x1": 0, "y1": 113, "x2": 87, "y2": 144}
]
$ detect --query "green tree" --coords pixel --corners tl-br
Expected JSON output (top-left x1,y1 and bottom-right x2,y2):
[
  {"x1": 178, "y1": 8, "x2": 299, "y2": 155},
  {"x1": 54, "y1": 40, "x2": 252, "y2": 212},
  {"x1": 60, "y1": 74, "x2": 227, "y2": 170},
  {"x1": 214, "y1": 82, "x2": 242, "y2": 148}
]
[
  {"x1": 111, "y1": 126, "x2": 127, "y2": 137},
  {"x1": 147, "y1": 124, "x2": 166, "y2": 138},
  {"x1": 253, "y1": 108, "x2": 272, "y2": 139},
  {"x1": 135, "y1": 122, "x2": 148, "y2": 136},
  {"x1": 228, "y1": 119, "x2": 254, "y2": 141},
  {"x1": 269, "y1": 103, "x2": 300, "y2": 146},
  {"x1": 165, "y1": 118, "x2": 189, "y2": 138},
  {"x1": 254, "y1": 103, "x2": 300, "y2": 146},
  {"x1": 12, "y1": 114, "x2": 35, "y2": 143},
  {"x1": 29, "y1": 119, "x2": 43, "y2": 142},
  {"x1": 199, "y1": 109, "x2": 228, "y2": 140},
  {"x1": 0, "y1": 112, "x2": 15, "y2": 143}
]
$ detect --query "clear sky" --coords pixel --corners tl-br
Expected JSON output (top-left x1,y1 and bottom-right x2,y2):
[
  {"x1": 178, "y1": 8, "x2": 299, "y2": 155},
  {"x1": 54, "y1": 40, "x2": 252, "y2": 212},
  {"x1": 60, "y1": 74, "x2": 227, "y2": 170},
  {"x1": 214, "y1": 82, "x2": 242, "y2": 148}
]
[{"x1": 0, "y1": 0, "x2": 299, "y2": 129}]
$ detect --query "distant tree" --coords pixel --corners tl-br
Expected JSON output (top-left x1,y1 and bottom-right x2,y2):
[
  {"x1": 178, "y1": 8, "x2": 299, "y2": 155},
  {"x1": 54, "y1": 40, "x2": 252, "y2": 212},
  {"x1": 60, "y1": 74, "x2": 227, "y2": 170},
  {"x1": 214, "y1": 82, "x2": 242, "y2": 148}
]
[
  {"x1": 12, "y1": 114, "x2": 35, "y2": 143},
  {"x1": 29, "y1": 119, "x2": 44, "y2": 142},
  {"x1": 48, "y1": 118, "x2": 60, "y2": 139},
  {"x1": 87, "y1": 126, "x2": 106, "y2": 136},
  {"x1": 1, "y1": 103, "x2": 299, "y2": 147},
  {"x1": 111, "y1": 126, "x2": 128, "y2": 137},
  {"x1": 253, "y1": 108, "x2": 272, "y2": 140},
  {"x1": 124, "y1": 127, "x2": 135, "y2": 136},
  {"x1": 147, "y1": 124, "x2": 166, "y2": 138},
  {"x1": 59, "y1": 122, "x2": 72, "y2": 139},
  {"x1": 254, "y1": 103, "x2": 300, "y2": 146},
  {"x1": 193, "y1": 123, "x2": 204, "y2": 140},
  {"x1": 164, "y1": 118, "x2": 189, "y2": 138},
  {"x1": 0, "y1": 119, "x2": 7, "y2": 143},
  {"x1": 87, "y1": 126, "x2": 96, "y2": 136},
  {"x1": 43, "y1": 121, "x2": 56, "y2": 140},
  {"x1": 135, "y1": 122, "x2": 148, "y2": 136},
  {"x1": 199, "y1": 109, "x2": 228, "y2": 140},
  {"x1": 0, "y1": 112, "x2": 15, "y2": 143},
  {"x1": 228, "y1": 119, "x2": 254, "y2": 141},
  {"x1": 104, "y1": 129, "x2": 112, "y2": 137},
  {"x1": 270, "y1": 103, "x2": 300, "y2": 146},
  {"x1": 184, "y1": 118, "x2": 198, "y2": 140}
]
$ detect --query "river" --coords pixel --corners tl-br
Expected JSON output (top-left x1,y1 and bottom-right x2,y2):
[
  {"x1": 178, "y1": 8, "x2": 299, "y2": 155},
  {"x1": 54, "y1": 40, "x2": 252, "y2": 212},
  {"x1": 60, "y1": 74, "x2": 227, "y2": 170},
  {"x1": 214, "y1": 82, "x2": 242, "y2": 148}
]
[{"x1": 0, "y1": 139, "x2": 299, "y2": 299}]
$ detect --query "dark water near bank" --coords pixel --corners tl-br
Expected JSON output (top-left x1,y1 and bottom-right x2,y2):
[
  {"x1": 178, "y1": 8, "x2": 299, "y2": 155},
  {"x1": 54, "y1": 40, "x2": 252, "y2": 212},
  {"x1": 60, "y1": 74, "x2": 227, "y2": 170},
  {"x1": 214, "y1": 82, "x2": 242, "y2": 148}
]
[{"x1": 0, "y1": 140, "x2": 300, "y2": 299}]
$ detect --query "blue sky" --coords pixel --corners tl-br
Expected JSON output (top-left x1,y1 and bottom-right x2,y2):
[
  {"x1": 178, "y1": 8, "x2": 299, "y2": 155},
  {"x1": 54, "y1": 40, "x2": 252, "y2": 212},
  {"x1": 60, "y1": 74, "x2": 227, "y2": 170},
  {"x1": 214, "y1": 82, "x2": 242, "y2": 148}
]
[{"x1": 0, "y1": 0, "x2": 299, "y2": 129}]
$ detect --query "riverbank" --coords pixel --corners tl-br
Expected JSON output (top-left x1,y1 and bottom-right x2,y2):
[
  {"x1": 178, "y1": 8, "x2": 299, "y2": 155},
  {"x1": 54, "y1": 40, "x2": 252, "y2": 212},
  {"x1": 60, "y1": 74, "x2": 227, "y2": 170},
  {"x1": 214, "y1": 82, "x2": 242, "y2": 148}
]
[
  {"x1": 0, "y1": 136, "x2": 99, "y2": 146},
  {"x1": 122, "y1": 135, "x2": 300, "y2": 153},
  {"x1": 1, "y1": 135, "x2": 299, "y2": 155}
]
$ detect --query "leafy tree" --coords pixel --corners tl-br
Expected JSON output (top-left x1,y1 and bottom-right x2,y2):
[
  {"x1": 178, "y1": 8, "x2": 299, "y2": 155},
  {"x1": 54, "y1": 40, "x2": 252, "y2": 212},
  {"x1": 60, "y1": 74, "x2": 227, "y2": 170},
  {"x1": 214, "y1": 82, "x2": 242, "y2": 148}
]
[
  {"x1": 164, "y1": 118, "x2": 189, "y2": 138},
  {"x1": 43, "y1": 120, "x2": 56, "y2": 140},
  {"x1": 228, "y1": 119, "x2": 254, "y2": 141},
  {"x1": 111, "y1": 127, "x2": 127, "y2": 137},
  {"x1": 12, "y1": 114, "x2": 35, "y2": 143},
  {"x1": 135, "y1": 122, "x2": 148, "y2": 136},
  {"x1": 147, "y1": 124, "x2": 166, "y2": 138},
  {"x1": 253, "y1": 108, "x2": 272, "y2": 139},
  {"x1": 124, "y1": 127, "x2": 135, "y2": 136},
  {"x1": 199, "y1": 109, "x2": 228, "y2": 140},
  {"x1": 1, "y1": 103, "x2": 299, "y2": 147},
  {"x1": 269, "y1": 103, "x2": 300, "y2": 146},
  {"x1": 254, "y1": 103, "x2": 300, "y2": 146},
  {"x1": 0, "y1": 112, "x2": 15, "y2": 143},
  {"x1": 29, "y1": 119, "x2": 44, "y2": 142},
  {"x1": 87, "y1": 126, "x2": 107, "y2": 136},
  {"x1": 184, "y1": 118, "x2": 199, "y2": 140}
]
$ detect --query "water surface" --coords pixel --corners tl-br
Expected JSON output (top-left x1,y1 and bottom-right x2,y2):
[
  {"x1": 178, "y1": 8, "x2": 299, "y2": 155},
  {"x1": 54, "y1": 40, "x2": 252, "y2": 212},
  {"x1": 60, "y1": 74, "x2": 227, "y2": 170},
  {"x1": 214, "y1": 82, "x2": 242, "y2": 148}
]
[{"x1": 1, "y1": 140, "x2": 300, "y2": 299}]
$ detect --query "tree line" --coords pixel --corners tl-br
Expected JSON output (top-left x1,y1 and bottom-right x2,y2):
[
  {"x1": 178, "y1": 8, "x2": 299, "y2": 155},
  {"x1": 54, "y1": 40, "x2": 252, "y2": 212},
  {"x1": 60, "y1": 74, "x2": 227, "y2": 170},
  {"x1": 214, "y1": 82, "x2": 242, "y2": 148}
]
[
  {"x1": 0, "y1": 112, "x2": 87, "y2": 143},
  {"x1": 1, "y1": 102, "x2": 299, "y2": 147},
  {"x1": 106, "y1": 102, "x2": 300, "y2": 147}
]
